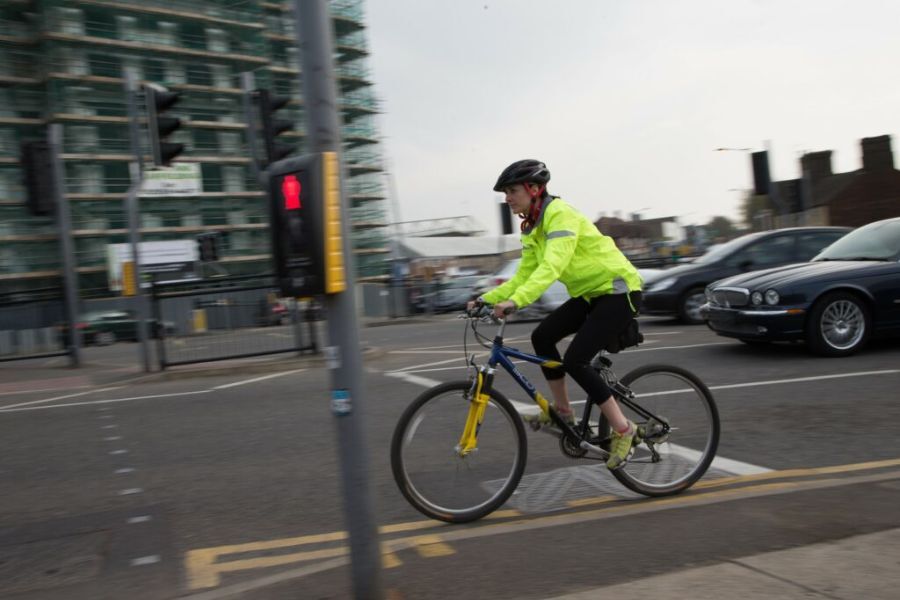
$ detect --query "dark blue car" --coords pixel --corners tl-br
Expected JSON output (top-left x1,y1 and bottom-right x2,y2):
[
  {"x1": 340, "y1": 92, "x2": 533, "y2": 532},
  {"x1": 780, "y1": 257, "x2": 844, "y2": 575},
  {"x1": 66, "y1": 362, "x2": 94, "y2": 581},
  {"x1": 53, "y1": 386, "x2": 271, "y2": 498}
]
[{"x1": 704, "y1": 217, "x2": 900, "y2": 356}]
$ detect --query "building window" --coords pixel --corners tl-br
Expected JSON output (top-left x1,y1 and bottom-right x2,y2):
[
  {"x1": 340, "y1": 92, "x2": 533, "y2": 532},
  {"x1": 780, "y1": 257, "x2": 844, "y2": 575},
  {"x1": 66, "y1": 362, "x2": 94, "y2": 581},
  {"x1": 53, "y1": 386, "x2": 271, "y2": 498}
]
[
  {"x1": 158, "y1": 22, "x2": 178, "y2": 46},
  {"x1": 186, "y1": 64, "x2": 212, "y2": 87},
  {"x1": 142, "y1": 58, "x2": 165, "y2": 81},
  {"x1": 164, "y1": 60, "x2": 185, "y2": 84},
  {"x1": 223, "y1": 166, "x2": 245, "y2": 192},
  {"x1": 218, "y1": 132, "x2": 240, "y2": 154},
  {"x1": 206, "y1": 29, "x2": 228, "y2": 53},
  {"x1": 182, "y1": 214, "x2": 202, "y2": 227},
  {"x1": 55, "y1": 7, "x2": 85, "y2": 35},
  {"x1": 116, "y1": 15, "x2": 138, "y2": 41},
  {"x1": 73, "y1": 164, "x2": 104, "y2": 195},
  {"x1": 213, "y1": 98, "x2": 237, "y2": 123},
  {"x1": 211, "y1": 64, "x2": 231, "y2": 89},
  {"x1": 89, "y1": 53, "x2": 122, "y2": 78},
  {"x1": 69, "y1": 125, "x2": 99, "y2": 152}
]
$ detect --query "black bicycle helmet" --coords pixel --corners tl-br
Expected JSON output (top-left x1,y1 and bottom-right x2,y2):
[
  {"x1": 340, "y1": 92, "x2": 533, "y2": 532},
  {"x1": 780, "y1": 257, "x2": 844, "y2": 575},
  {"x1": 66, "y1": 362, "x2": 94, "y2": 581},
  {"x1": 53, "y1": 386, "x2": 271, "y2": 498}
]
[{"x1": 493, "y1": 159, "x2": 551, "y2": 192}]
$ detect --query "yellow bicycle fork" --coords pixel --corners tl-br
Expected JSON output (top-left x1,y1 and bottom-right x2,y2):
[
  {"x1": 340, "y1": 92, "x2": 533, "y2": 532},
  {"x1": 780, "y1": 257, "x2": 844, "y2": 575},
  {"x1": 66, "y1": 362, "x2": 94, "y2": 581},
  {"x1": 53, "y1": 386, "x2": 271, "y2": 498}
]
[
  {"x1": 456, "y1": 371, "x2": 492, "y2": 456},
  {"x1": 456, "y1": 369, "x2": 555, "y2": 456}
]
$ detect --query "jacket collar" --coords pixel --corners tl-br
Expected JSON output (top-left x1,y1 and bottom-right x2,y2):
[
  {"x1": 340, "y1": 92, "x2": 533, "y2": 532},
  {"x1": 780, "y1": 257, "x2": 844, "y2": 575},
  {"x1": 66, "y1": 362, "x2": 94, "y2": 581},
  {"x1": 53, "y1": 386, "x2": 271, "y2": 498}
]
[{"x1": 522, "y1": 196, "x2": 557, "y2": 235}]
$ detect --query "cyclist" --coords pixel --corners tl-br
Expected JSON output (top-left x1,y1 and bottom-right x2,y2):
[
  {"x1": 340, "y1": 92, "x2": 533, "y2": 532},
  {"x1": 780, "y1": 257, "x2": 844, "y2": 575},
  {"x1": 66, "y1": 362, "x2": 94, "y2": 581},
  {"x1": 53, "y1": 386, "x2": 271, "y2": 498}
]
[{"x1": 469, "y1": 159, "x2": 644, "y2": 470}]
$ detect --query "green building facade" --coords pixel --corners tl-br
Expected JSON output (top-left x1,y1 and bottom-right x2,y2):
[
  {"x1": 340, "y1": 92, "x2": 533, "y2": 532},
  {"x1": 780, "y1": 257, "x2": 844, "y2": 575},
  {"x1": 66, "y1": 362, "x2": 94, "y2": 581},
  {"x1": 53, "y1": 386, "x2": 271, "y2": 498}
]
[{"x1": 0, "y1": 0, "x2": 390, "y2": 296}]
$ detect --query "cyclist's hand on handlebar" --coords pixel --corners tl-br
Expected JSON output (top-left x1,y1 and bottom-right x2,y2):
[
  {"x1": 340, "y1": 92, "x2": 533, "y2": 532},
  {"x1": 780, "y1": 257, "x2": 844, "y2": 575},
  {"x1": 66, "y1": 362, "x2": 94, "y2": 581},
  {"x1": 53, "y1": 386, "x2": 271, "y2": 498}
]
[
  {"x1": 493, "y1": 300, "x2": 517, "y2": 319},
  {"x1": 466, "y1": 297, "x2": 485, "y2": 317}
]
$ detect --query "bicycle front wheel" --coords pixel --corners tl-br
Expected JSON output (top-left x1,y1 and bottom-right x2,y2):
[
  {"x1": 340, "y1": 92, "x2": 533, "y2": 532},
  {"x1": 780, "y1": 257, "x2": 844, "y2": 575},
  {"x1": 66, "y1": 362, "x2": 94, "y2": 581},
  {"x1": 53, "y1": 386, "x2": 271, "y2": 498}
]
[
  {"x1": 391, "y1": 380, "x2": 527, "y2": 524},
  {"x1": 611, "y1": 364, "x2": 720, "y2": 497}
]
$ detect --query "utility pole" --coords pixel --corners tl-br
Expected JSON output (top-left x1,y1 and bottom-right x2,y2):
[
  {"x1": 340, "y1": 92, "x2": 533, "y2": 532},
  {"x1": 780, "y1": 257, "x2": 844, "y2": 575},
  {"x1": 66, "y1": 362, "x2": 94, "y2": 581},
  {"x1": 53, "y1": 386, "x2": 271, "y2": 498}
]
[
  {"x1": 48, "y1": 125, "x2": 82, "y2": 366},
  {"x1": 292, "y1": 2, "x2": 384, "y2": 599},
  {"x1": 124, "y1": 69, "x2": 150, "y2": 373}
]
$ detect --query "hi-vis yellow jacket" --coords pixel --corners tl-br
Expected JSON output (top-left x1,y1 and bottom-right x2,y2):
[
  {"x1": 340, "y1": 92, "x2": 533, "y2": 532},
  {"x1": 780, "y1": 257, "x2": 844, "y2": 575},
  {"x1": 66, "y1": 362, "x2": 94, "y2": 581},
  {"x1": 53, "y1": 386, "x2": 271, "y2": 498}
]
[{"x1": 482, "y1": 197, "x2": 643, "y2": 309}]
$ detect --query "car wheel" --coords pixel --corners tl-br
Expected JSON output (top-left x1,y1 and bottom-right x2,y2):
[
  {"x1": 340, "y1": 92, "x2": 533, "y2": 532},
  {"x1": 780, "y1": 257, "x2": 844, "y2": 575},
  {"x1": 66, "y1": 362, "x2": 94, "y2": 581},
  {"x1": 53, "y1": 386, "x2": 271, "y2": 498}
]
[
  {"x1": 96, "y1": 331, "x2": 116, "y2": 346},
  {"x1": 805, "y1": 291, "x2": 870, "y2": 357},
  {"x1": 678, "y1": 287, "x2": 707, "y2": 325}
]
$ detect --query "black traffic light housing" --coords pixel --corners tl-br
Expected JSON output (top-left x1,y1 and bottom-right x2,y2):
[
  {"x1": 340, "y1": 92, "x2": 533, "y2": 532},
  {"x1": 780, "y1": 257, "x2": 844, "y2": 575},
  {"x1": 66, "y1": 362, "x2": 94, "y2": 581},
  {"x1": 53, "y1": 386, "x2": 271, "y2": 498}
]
[
  {"x1": 268, "y1": 152, "x2": 346, "y2": 297},
  {"x1": 20, "y1": 140, "x2": 57, "y2": 216},
  {"x1": 499, "y1": 202, "x2": 513, "y2": 235},
  {"x1": 145, "y1": 84, "x2": 184, "y2": 167},
  {"x1": 197, "y1": 232, "x2": 220, "y2": 262},
  {"x1": 256, "y1": 89, "x2": 295, "y2": 167},
  {"x1": 751, "y1": 151, "x2": 770, "y2": 196}
]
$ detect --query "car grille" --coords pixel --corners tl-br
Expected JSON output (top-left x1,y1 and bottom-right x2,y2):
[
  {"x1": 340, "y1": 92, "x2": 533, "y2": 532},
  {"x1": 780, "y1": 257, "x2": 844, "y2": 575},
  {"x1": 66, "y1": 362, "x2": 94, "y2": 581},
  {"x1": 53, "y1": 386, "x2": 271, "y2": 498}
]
[{"x1": 710, "y1": 287, "x2": 749, "y2": 308}]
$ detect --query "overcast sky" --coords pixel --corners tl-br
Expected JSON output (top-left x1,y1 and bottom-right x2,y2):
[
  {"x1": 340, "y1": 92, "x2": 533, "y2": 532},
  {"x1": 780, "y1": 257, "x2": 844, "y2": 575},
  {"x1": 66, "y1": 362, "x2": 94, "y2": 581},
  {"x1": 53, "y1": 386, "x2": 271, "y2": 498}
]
[{"x1": 364, "y1": 0, "x2": 900, "y2": 234}]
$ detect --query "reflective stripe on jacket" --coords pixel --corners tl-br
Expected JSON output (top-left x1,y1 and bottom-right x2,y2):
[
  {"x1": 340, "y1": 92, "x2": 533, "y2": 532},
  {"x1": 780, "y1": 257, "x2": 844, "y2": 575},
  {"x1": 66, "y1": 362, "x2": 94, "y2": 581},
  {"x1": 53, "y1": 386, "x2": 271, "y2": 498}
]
[{"x1": 482, "y1": 197, "x2": 643, "y2": 308}]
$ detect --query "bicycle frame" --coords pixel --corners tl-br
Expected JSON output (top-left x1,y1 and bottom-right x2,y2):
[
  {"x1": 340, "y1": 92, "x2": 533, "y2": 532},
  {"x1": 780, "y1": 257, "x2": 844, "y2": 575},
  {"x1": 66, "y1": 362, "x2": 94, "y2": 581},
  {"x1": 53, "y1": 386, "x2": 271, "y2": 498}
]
[{"x1": 457, "y1": 320, "x2": 605, "y2": 457}]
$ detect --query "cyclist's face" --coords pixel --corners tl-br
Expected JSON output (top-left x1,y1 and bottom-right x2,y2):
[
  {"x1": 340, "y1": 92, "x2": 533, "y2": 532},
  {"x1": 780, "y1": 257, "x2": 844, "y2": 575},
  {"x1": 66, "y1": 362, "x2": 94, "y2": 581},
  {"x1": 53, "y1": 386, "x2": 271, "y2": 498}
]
[{"x1": 503, "y1": 183, "x2": 535, "y2": 214}]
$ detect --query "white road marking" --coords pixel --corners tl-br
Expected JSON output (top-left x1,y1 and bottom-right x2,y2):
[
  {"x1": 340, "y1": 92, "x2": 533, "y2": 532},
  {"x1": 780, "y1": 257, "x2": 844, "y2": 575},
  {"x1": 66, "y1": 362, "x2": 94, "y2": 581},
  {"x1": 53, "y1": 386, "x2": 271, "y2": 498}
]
[
  {"x1": 130, "y1": 555, "x2": 160, "y2": 566},
  {"x1": 385, "y1": 372, "x2": 442, "y2": 388},
  {"x1": 0, "y1": 390, "x2": 213, "y2": 413},
  {"x1": 110, "y1": 449, "x2": 129, "y2": 455},
  {"x1": 0, "y1": 387, "x2": 123, "y2": 410},
  {"x1": 212, "y1": 369, "x2": 306, "y2": 390},
  {"x1": 118, "y1": 488, "x2": 143, "y2": 495},
  {"x1": 128, "y1": 515, "x2": 152, "y2": 524},
  {"x1": 392, "y1": 355, "x2": 483, "y2": 372},
  {"x1": 103, "y1": 436, "x2": 123, "y2": 442},
  {"x1": 0, "y1": 385, "x2": 90, "y2": 397},
  {"x1": 116, "y1": 468, "x2": 135, "y2": 474},
  {"x1": 102, "y1": 424, "x2": 118, "y2": 429}
]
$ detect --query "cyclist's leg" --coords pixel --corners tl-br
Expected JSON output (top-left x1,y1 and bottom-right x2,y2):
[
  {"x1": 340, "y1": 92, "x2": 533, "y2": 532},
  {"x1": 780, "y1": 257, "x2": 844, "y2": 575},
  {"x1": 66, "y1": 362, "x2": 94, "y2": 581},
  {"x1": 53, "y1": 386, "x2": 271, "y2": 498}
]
[
  {"x1": 561, "y1": 293, "x2": 638, "y2": 467},
  {"x1": 530, "y1": 298, "x2": 590, "y2": 417}
]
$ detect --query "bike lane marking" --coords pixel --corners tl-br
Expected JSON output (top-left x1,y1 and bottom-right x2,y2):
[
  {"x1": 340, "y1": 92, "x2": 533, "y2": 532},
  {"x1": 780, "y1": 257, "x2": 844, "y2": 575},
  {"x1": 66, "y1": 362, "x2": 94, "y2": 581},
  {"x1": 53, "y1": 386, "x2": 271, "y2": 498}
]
[
  {"x1": 180, "y1": 461, "x2": 900, "y2": 596},
  {"x1": 0, "y1": 370, "x2": 311, "y2": 414}
]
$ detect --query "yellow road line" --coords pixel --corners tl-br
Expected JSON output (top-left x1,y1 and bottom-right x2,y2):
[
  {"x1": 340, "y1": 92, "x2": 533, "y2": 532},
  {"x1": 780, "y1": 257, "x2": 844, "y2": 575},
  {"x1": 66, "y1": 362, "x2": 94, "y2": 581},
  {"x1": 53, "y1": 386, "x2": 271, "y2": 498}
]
[{"x1": 184, "y1": 457, "x2": 900, "y2": 590}]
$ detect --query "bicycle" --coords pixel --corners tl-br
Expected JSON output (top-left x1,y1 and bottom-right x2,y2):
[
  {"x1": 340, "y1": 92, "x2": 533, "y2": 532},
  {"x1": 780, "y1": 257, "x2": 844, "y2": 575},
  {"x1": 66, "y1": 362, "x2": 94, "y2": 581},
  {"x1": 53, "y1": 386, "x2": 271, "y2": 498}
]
[{"x1": 391, "y1": 307, "x2": 720, "y2": 524}]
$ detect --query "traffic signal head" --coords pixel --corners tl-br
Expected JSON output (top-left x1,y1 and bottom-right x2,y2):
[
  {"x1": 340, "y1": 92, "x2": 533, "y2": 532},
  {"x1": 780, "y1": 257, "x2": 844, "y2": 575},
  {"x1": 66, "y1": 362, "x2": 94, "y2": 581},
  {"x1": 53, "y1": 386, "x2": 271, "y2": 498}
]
[
  {"x1": 256, "y1": 89, "x2": 295, "y2": 167},
  {"x1": 145, "y1": 84, "x2": 184, "y2": 168},
  {"x1": 197, "y1": 232, "x2": 219, "y2": 262},
  {"x1": 751, "y1": 151, "x2": 770, "y2": 196},
  {"x1": 267, "y1": 152, "x2": 346, "y2": 297},
  {"x1": 20, "y1": 140, "x2": 57, "y2": 216}
]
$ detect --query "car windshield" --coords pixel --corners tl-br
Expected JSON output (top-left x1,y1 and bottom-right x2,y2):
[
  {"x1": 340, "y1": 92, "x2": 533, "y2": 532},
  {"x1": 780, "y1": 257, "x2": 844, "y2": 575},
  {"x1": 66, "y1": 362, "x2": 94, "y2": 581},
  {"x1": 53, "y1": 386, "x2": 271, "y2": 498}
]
[
  {"x1": 813, "y1": 220, "x2": 900, "y2": 261},
  {"x1": 692, "y1": 233, "x2": 764, "y2": 265}
]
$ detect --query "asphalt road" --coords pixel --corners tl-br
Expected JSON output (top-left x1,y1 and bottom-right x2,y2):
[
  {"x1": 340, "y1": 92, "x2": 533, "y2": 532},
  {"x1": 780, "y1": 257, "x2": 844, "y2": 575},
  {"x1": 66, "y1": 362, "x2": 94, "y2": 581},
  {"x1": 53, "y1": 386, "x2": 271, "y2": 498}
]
[{"x1": 1, "y1": 316, "x2": 899, "y2": 599}]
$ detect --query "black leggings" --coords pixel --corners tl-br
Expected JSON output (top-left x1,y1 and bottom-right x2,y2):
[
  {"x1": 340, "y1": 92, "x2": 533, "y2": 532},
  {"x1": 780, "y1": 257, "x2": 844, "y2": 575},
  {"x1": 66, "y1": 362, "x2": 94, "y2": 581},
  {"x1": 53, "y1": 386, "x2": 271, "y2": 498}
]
[{"x1": 531, "y1": 292, "x2": 641, "y2": 404}]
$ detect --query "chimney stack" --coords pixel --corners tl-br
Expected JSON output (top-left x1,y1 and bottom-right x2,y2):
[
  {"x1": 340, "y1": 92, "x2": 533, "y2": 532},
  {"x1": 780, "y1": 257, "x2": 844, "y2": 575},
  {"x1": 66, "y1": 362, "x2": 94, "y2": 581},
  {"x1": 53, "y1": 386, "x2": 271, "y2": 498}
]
[
  {"x1": 801, "y1": 150, "x2": 833, "y2": 184},
  {"x1": 861, "y1": 135, "x2": 894, "y2": 172}
]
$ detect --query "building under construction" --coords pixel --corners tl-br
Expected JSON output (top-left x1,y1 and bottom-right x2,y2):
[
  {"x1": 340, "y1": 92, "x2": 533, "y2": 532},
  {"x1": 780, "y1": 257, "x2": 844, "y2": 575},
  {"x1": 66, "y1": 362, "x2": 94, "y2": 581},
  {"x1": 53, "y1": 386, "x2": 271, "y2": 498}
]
[{"x1": 0, "y1": 0, "x2": 391, "y2": 296}]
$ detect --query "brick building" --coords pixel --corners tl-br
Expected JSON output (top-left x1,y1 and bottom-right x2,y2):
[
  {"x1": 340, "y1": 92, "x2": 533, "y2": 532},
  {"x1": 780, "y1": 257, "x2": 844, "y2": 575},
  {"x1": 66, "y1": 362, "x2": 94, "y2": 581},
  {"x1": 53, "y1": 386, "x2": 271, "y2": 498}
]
[{"x1": 774, "y1": 134, "x2": 900, "y2": 228}]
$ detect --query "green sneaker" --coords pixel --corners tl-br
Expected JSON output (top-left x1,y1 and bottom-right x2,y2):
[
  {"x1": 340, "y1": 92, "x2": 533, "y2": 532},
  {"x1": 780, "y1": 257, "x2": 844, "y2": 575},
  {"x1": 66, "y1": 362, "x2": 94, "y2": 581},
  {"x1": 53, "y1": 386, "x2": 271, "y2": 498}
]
[
  {"x1": 606, "y1": 421, "x2": 637, "y2": 470},
  {"x1": 523, "y1": 407, "x2": 576, "y2": 428}
]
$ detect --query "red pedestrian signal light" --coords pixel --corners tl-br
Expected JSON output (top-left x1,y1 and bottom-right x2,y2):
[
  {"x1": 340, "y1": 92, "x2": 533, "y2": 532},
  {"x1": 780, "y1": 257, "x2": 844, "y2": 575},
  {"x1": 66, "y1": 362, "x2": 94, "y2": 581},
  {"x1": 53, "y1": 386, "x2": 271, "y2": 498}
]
[{"x1": 282, "y1": 174, "x2": 301, "y2": 210}]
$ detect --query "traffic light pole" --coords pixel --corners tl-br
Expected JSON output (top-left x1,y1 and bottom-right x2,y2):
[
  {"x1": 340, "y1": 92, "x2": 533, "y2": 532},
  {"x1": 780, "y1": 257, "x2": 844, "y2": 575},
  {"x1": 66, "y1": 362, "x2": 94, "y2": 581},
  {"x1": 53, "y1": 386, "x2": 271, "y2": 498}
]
[
  {"x1": 292, "y1": 2, "x2": 384, "y2": 598},
  {"x1": 124, "y1": 69, "x2": 151, "y2": 373},
  {"x1": 48, "y1": 124, "x2": 81, "y2": 367}
]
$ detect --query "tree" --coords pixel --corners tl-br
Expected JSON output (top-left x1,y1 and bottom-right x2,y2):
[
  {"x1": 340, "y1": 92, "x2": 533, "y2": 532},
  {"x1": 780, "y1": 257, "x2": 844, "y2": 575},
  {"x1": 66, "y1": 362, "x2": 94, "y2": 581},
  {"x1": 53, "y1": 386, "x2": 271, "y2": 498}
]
[
  {"x1": 705, "y1": 216, "x2": 737, "y2": 240},
  {"x1": 740, "y1": 191, "x2": 775, "y2": 229}
]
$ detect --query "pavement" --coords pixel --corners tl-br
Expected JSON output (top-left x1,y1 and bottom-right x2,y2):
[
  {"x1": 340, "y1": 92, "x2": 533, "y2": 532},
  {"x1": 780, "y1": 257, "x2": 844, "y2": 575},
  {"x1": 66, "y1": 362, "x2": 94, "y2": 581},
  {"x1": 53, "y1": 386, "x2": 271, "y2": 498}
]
[
  {"x1": 546, "y1": 527, "x2": 900, "y2": 599},
  {"x1": 0, "y1": 315, "x2": 434, "y2": 391}
]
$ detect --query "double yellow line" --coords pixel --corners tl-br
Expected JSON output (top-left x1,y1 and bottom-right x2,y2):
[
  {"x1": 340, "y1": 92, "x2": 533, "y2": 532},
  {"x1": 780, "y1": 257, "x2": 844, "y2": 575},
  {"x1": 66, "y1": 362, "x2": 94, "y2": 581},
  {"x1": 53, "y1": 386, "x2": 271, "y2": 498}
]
[{"x1": 185, "y1": 457, "x2": 900, "y2": 590}]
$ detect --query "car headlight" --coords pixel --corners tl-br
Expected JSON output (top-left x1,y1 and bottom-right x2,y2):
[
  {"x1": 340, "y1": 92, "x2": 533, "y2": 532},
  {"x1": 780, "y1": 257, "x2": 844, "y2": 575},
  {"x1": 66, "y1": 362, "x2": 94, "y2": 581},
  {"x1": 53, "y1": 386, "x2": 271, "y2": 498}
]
[
  {"x1": 751, "y1": 291, "x2": 763, "y2": 305},
  {"x1": 765, "y1": 289, "x2": 780, "y2": 305},
  {"x1": 647, "y1": 277, "x2": 677, "y2": 292}
]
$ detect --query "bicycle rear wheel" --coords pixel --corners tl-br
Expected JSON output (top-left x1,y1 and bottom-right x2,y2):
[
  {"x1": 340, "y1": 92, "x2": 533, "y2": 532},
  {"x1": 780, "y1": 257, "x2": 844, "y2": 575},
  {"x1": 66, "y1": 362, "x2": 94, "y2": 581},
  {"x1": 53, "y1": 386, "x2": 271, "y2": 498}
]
[
  {"x1": 391, "y1": 380, "x2": 527, "y2": 524},
  {"x1": 611, "y1": 364, "x2": 719, "y2": 496}
]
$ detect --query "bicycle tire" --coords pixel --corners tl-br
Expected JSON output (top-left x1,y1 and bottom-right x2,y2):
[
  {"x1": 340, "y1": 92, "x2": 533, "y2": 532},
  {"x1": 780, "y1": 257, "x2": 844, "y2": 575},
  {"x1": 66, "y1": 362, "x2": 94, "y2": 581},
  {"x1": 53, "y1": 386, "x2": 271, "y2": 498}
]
[
  {"x1": 391, "y1": 380, "x2": 527, "y2": 524},
  {"x1": 610, "y1": 364, "x2": 720, "y2": 497}
]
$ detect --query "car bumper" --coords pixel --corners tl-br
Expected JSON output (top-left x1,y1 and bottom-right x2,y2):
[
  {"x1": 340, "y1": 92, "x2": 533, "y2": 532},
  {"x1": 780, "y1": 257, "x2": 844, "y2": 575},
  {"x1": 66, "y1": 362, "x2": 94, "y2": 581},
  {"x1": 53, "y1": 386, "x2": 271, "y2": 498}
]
[
  {"x1": 641, "y1": 291, "x2": 679, "y2": 315},
  {"x1": 704, "y1": 304, "x2": 806, "y2": 341}
]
